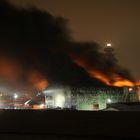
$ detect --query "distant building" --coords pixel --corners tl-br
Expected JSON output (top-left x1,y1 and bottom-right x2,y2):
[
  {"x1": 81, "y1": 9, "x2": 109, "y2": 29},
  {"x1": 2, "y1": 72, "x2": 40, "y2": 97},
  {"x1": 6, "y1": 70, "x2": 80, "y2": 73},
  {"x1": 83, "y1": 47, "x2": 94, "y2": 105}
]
[
  {"x1": 0, "y1": 85, "x2": 139, "y2": 110},
  {"x1": 41, "y1": 86, "x2": 138, "y2": 110}
]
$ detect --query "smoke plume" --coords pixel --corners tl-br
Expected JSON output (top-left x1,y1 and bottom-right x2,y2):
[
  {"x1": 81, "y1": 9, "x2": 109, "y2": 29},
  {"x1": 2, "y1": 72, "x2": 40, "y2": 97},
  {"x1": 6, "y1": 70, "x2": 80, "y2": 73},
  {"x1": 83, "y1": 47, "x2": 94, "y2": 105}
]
[{"x1": 0, "y1": 0, "x2": 136, "y2": 93}]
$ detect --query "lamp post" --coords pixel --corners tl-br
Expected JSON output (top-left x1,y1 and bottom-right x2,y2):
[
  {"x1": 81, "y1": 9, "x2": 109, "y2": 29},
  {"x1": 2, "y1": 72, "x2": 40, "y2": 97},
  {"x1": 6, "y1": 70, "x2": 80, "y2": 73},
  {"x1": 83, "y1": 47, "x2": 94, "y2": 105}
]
[{"x1": 13, "y1": 93, "x2": 18, "y2": 109}]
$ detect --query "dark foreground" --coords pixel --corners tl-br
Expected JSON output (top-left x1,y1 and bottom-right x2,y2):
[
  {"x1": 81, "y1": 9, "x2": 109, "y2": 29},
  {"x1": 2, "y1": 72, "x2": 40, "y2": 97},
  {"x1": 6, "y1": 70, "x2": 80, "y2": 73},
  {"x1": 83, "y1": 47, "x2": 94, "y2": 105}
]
[{"x1": 0, "y1": 110, "x2": 140, "y2": 139}]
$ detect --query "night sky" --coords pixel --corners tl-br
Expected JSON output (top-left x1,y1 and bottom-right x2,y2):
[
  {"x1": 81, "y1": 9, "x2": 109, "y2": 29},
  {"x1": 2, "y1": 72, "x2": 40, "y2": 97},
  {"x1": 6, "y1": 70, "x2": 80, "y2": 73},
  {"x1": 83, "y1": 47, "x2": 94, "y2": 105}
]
[{"x1": 9, "y1": 0, "x2": 140, "y2": 80}]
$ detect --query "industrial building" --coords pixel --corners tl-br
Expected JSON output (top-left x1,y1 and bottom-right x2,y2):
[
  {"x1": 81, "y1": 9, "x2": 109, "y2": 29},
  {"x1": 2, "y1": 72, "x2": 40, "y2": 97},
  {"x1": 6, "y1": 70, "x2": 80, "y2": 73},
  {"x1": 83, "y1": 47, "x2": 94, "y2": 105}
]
[
  {"x1": 40, "y1": 86, "x2": 139, "y2": 110},
  {"x1": 0, "y1": 85, "x2": 139, "y2": 110}
]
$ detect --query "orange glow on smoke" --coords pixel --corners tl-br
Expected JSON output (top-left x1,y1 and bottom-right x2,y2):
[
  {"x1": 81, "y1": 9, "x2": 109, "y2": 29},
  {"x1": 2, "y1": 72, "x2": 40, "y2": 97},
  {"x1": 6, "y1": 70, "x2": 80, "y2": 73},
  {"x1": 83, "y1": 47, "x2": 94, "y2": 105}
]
[
  {"x1": 28, "y1": 71, "x2": 48, "y2": 90},
  {"x1": 136, "y1": 81, "x2": 140, "y2": 86},
  {"x1": 0, "y1": 57, "x2": 21, "y2": 81},
  {"x1": 73, "y1": 59, "x2": 111, "y2": 85},
  {"x1": 73, "y1": 58, "x2": 135, "y2": 87},
  {"x1": 0, "y1": 57, "x2": 49, "y2": 90},
  {"x1": 88, "y1": 70, "x2": 110, "y2": 85}
]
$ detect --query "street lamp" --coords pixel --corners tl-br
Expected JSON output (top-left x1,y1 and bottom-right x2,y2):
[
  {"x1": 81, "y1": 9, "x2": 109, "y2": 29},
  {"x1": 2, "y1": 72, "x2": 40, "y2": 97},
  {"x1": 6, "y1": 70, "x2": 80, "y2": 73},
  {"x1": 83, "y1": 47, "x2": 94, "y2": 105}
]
[
  {"x1": 14, "y1": 93, "x2": 18, "y2": 99},
  {"x1": 13, "y1": 93, "x2": 18, "y2": 109},
  {"x1": 107, "y1": 98, "x2": 112, "y2": 104}
]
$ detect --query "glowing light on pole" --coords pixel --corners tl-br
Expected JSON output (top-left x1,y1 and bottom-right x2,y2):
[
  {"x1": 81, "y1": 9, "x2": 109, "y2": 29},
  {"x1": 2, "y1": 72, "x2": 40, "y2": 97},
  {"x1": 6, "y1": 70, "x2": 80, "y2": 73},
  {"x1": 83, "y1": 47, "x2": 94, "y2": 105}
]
[
  {"x1": 14, "y1": 93, "x2": 18, "y2": 99},
  {"x1": 13, "y1": 93, "x2": 18, "y2": 109},
  {"x1": 107, "y1": 43, "x2": 112, "y2": 47}
]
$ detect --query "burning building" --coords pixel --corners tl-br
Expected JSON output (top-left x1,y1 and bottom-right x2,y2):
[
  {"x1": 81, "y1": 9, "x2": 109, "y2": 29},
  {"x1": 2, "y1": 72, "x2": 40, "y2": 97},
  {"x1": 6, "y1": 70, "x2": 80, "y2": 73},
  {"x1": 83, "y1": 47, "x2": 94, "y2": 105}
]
[{"x1": 0, "y1": 0, "x2": 139, "y2": 111}]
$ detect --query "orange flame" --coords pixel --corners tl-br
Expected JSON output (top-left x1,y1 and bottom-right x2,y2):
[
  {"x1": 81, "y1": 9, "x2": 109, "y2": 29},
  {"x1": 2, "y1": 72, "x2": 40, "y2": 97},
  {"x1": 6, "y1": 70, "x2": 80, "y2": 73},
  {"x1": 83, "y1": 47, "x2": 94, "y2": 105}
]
[
  {"x1": 112, "y1": 80, "x2": 134, "y2": 87},
  {"x1": 88, "y1": 70, "x2": 110, "y2": 85},
  {"x1": 73, "y1": 58, "x2": 135, "y2": 87}
]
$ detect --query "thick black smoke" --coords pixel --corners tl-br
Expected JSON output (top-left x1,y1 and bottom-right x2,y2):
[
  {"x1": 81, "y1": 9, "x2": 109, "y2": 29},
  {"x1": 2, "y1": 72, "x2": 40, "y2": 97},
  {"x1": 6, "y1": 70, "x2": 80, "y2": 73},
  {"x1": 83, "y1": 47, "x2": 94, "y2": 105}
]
[
  {"x1": 65, "y1": 42, "x2": 135, "y2": 84},
  {"x1": 0, "y1": 0, "x2": 135, "y2": 92},
  {"x1": 0, "y1": 0, "x2": 106, "y2": 91}
]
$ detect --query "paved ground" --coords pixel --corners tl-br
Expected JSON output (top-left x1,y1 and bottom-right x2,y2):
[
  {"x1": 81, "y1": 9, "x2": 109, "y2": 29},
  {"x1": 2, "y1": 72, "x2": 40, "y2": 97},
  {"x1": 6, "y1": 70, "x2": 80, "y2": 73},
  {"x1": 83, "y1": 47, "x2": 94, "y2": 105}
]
[{"x1": 0, "y1": 110, "x2": 140, "y2": 139}]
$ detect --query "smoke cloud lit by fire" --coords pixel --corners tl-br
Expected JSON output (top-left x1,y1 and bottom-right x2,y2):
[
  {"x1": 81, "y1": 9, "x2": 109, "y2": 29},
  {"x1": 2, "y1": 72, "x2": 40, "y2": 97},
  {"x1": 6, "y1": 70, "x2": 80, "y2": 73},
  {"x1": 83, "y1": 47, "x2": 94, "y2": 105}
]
[
  {"x1": 0, "y1": 0, "x2": 139, "y2": 94},
  {"x1": 64, "y1": 42, "x2": 136, "y2": 87}
]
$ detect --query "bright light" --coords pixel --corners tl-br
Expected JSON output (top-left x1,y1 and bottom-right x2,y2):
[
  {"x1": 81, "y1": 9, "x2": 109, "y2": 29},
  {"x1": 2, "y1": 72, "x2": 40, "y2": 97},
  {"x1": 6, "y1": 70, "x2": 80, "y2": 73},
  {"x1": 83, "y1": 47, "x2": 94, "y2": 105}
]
[
  {"x1": 107, "y1": 43, "x2": 112, "y2": 47},
  {"x1": 55, "y1": 94, "x2": 65, "y2": 108},
  {"x1": 39, "y1": 104, "x2": 45, "y2": 109},
  {"x1": 107, "y1": 99, "x2": 112, "y2": 103},
  {"x1": 24, "y1": 100, "x2": 31, "y2": 105},
  {"x1": 129, "y1": 88, "x2": 133, "y2": 92},
  {"x1": 14, "y1": 93, "x2": 18, "y2": 99}
]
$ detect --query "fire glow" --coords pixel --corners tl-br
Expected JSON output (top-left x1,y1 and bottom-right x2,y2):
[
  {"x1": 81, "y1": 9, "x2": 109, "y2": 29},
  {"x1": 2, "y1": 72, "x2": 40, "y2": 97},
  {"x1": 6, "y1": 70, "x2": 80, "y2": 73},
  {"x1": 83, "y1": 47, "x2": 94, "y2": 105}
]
[
  {"x1": 0, "y1": 57, "x2": 49, "y2": 91},
  {"x1": 73, "y1": 58, "x2": 136, "y2": 87},
  {"x1": 28, "y1": 71, "x2": 49, "y2": 91},
  {"x1": 0, "y1": 1, "x2": 139, "y2": 91},
  {"x1": 0, "y1": 53, "x2": 138, "y2": 90}
]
